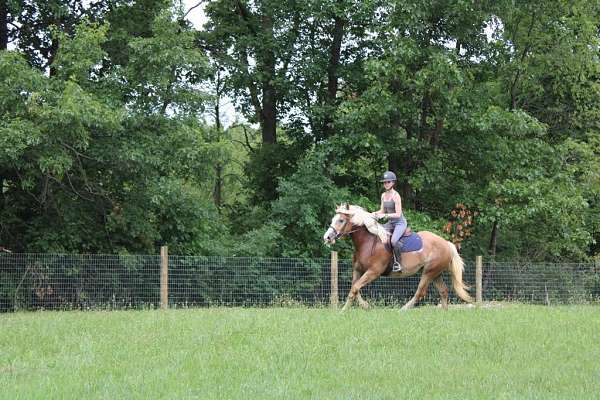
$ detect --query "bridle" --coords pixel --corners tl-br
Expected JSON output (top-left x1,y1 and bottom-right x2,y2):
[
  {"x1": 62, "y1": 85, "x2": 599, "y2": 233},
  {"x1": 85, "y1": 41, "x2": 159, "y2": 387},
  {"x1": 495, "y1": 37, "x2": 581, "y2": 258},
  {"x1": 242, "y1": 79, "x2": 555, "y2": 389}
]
[
  {"x1": 329, "y1": 217, "x2": 359, "y2": 240},
  {"x1": 327, "y1": 213, "x2": 377, "y2": 256}
]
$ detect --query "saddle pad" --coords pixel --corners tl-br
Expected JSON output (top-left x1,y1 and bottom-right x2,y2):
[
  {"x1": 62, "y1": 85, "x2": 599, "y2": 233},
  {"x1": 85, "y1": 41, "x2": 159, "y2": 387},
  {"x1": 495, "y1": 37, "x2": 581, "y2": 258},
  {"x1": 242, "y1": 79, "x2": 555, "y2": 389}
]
[{"x1": 397, "y1": 232, "x2": 423, "y2": 253}]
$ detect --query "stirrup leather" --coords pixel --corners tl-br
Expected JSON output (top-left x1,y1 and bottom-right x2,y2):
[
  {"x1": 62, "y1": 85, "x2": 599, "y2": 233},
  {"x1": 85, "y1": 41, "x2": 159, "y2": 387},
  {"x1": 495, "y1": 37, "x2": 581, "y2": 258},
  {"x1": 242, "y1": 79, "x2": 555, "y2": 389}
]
[{"x1": 392, "y1": 250, "x2": 402, "y2": 272}]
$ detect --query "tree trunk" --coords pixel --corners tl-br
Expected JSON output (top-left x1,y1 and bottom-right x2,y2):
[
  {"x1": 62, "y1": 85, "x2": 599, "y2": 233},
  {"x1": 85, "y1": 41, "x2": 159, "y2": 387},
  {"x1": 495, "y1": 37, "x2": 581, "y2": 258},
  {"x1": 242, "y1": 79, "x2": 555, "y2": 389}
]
[
  {"x1": 0, "y1": 172, "x2": 4, "y2": 225},
  {"x1": 258, "y1": 13, "x2": 277, "y2": 145},
  {"x1": 261, "y1": 84, "x2": 277, "y2": 144},
  {"x1": 488, "y1": 219, "x2": 498, "y2": 257},
  {"x1": 234, "y1": 1, "x2": 278, "y2": 145},
  {"x1": 0, "y1": 0, "x2": 8, "y2": 50},
  {"x1": 419, "y1": 92, "x2": 430, "y2": 139},
  {"x1": 322, "y1": 14, "x2": 345, "y2": 138},
  {"x1": 213, "y1": 71, "x2": 223, "y2": 209},
  {"x1": 213, "y1": 163, "x2": 222, "y2": 209},
  {"x1": 388, "y1": 158, "x2": 398, "y2": 178},
  {"x1": 399, "y1": 128, "x2": 414, "y2": 208},
  {"x1": 431, "y1": 118, "x2": 443, "y2": 148}
]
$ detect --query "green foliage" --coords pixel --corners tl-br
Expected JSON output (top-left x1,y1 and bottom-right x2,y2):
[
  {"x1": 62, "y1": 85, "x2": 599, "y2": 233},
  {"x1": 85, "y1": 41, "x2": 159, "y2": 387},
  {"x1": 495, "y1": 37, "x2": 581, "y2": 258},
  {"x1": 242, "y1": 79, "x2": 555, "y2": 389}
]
[
  {"x1": 272, "y1": 147, "x2": 350, "y2": 258},
  {"x1": 52, "y1": 20, "x2": 109, "y2": 84},
  {"x1": 245, "y1": 141, "x2": 302, "y2": 204},
  {"x1": 123, "y1": 10, "x2": 210, "y2": 116},
  {"x1": 0, "y1": 0, "x2": 598, "y2": 261},
  {"x1": 0, "y1": 4, "x2": 219, "y2": 254},
  {"x1": 102, "y1": 0, "x2": 171, "y2": 66},
  {"x1": 230, "y1": 222, "x2": 284, "y2": 257},
  {"x1": 147, "y1": 178, "x2": 226, "y2": 255}
]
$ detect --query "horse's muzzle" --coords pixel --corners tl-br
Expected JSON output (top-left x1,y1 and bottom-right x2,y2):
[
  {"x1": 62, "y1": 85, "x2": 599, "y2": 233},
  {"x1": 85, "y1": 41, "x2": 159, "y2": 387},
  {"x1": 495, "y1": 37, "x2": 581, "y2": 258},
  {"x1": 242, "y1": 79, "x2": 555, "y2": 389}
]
[{"x1": 323, "y1": 226, "x2": 338, "y2": 245}]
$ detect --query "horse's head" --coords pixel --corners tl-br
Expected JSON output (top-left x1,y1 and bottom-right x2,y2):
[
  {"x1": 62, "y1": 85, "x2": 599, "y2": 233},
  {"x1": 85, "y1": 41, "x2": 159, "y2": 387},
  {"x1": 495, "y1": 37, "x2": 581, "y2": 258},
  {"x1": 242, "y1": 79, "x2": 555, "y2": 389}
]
[
  {"x1": 323, "y1": 203, "x2": 390, "y2": 245},
  {"x1": 323, "y1": 203, "x2": 355, "y2": 245}
]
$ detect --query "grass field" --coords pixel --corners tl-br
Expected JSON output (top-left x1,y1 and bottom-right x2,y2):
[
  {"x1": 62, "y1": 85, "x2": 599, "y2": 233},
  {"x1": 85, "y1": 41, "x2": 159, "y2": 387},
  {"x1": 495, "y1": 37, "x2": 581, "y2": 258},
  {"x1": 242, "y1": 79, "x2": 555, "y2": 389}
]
[{"x1": 1, "y1": 304, "x2": 599, "y2": 399}]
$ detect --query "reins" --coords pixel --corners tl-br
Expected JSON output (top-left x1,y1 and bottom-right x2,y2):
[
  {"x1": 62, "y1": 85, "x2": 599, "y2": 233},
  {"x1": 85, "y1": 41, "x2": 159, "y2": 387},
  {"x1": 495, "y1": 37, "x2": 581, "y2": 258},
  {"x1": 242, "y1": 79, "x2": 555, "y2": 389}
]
[
  {"x1": 331, "y1": 223, "x2": 380, "y2": 256},
  {"x1": 329, "y1": 224, "x2": 360, "y2": 240}
]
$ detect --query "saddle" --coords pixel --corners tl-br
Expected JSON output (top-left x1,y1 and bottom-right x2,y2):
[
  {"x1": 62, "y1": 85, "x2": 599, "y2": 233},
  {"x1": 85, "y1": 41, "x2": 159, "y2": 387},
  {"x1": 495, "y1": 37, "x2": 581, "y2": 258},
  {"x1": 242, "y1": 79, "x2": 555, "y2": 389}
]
[
  {"x1": 401, "y1": 227, "x2": 413, "y2": 238},
  {"x1": 384, "y1": 226, "x2": 422, "y2": 253},
  {"x1": 395, "y1": 230, "x2": 423, "y2": 253},
  {"x1": 382, "y1": 227, "x2": 423, "y2": 276}
]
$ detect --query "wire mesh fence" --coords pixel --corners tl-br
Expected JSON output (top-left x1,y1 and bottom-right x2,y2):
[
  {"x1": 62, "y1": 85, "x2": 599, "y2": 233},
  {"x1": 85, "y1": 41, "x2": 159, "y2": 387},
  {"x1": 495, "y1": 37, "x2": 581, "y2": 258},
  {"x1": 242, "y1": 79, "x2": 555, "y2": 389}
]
[
  {"x1": 1, "y1": 252, "x2": 599, "y2": 312},
  {"x1": 480, "y1": 261, "x2": 600, "y2": 304}
]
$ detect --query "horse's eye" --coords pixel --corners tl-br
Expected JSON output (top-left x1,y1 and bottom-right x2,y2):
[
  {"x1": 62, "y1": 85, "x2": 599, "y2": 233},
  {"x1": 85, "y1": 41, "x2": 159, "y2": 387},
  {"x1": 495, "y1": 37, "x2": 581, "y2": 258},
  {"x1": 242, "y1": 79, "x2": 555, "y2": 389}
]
[{"x1": 338, "y1": 219, "x2": 345, "y2": 224}]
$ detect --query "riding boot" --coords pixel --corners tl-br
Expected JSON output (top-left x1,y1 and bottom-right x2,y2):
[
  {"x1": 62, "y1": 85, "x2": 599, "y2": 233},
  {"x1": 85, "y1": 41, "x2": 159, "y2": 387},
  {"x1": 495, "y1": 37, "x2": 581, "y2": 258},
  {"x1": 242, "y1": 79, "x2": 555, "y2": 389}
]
[{"x1": 392, "y1": 246, "x2": 402, "y2": 272}]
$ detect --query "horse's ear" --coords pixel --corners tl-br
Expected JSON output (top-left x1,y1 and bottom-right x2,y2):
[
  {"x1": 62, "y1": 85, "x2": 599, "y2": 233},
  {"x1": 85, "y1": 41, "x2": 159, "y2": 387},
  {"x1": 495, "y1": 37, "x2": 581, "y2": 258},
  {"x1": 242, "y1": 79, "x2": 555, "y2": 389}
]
[{"x1": 345, "y1": 203, "x2": 349, "y2": 210}]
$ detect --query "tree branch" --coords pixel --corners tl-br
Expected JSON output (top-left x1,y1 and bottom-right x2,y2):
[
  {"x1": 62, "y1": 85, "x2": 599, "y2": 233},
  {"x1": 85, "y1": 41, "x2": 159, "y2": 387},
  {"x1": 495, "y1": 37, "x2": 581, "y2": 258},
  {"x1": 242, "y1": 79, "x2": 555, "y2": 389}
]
[
  {"x1": 183, "y1": 0, "x2": 207, "y2": 20},
  {"x1": 510, "y1": 9, "x2": 536, "y2": 110}
]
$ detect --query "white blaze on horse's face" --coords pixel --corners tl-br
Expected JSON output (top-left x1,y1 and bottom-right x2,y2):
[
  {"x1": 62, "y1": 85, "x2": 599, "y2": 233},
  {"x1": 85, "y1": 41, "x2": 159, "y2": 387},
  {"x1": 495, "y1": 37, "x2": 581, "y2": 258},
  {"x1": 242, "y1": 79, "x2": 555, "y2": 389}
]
[{"x1": 323, "y1": 213, "x2": 349, "y2": 245}]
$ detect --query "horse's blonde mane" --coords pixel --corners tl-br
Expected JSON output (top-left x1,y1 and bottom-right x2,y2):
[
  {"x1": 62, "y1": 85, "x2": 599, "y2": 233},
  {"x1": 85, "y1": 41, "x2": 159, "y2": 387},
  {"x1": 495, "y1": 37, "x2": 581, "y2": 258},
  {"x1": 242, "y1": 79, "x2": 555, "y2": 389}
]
[{"x1": 335, "y1": 204, "x2": 390, "y2": 243}]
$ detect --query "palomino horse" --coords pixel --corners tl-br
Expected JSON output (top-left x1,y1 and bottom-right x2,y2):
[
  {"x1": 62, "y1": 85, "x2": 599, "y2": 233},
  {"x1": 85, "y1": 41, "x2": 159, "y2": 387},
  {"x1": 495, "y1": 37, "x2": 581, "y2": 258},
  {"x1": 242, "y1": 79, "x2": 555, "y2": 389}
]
[{"x1": 323, "y1": 204, "x2": 473, "y2": 311}]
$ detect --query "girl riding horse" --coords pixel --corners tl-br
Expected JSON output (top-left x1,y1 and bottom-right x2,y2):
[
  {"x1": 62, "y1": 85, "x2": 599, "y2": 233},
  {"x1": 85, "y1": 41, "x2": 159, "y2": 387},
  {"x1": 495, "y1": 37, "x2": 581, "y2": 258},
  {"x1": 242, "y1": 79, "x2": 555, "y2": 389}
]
[{"x1": 323, "y1": 203, "x2": 473, "y2": 311}]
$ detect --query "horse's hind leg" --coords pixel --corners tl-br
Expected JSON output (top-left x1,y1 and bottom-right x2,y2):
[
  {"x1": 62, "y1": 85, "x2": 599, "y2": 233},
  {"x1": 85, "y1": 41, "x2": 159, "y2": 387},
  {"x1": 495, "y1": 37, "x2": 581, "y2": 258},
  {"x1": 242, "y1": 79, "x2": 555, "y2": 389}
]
[
  {"x1": 433, "y1": 276, "x2": 449, "y2": 310},
  {"x1": 401, "y1": 274, "x2": 432, "y2": 311}
]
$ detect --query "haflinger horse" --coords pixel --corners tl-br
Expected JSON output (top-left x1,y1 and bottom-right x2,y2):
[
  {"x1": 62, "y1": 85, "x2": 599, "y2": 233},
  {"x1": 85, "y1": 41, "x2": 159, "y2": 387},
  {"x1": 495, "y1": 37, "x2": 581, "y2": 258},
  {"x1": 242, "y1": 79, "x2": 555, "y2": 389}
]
[{"x1": 323, "y1": 203, "x2": 473, "y2": 311}]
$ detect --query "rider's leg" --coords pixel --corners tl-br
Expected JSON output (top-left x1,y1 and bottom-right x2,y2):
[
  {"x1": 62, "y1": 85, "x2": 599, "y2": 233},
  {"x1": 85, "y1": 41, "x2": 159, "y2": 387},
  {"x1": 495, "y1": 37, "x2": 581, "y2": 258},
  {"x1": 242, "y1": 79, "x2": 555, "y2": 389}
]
[{"x1": 391, "y1": 220, "x2": 407, "y2": 271}]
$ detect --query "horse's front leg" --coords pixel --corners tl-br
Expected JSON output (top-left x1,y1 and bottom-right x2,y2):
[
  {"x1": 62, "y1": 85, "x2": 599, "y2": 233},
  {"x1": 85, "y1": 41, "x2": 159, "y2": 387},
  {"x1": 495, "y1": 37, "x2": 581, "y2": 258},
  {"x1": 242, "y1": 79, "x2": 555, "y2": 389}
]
[
  {"x1": 342, "y1": 268, "x2": 360, "y2": 311},
  {"x1": 356, "y1": 293, "x2": 369, "y2": 310},
  {"x1": 342, "y1": 268, "x2": 370, "y2": 310},
  {"x1": 354, "y1": 270, "x2": 370, "y2": 310},
  {"x1": 342, "y1": 270, "x2": 381, "y2": 312}
]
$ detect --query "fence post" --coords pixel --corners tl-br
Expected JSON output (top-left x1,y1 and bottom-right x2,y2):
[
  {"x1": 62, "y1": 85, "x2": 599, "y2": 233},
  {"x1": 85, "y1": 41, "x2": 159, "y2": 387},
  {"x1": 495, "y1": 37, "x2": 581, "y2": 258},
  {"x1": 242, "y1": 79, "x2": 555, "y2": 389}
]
[
  {"x1": 476, "y1": 255, "x2": 483, "y2": 304},
  {"x1": 160, "y1": 246, "x2": 169, "y2": 310},
  {"x1": 330, "y1": 251, "x2": 339, "y2": 308}
]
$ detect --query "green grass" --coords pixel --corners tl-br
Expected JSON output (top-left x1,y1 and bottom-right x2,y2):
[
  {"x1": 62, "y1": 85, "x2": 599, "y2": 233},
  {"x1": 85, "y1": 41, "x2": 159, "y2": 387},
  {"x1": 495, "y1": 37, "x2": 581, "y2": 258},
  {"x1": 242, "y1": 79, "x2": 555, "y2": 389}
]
[{"x1": 1, "y1": 305, "x2": 599, "y2": 399}]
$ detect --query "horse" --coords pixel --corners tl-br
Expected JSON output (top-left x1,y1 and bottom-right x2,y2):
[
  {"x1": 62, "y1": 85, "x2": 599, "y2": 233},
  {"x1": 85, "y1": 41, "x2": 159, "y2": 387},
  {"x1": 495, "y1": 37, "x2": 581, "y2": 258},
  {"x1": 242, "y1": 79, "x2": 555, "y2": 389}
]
[{"x1": 323, "y1": 203, "x2": 473, "y2": 311}]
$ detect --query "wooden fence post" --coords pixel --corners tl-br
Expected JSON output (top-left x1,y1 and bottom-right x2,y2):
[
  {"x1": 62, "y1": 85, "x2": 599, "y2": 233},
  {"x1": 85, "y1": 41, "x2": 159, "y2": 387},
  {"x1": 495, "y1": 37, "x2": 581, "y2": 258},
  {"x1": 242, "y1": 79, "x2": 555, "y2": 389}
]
[
  {"x1": 160, "y1": 246, "x2": 168, "y2": 310},
  {"x1": 476, "y1": 255, "x2": 483, "y2": 304},
  {"x1": 330, "y1": 251, "x2": 339, "y2": 308}
]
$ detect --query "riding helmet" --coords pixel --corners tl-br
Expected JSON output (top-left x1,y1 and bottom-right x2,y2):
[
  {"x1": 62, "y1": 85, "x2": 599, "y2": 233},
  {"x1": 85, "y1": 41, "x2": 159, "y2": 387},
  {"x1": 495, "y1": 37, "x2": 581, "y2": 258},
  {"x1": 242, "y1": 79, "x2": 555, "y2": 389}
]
[{"x1": 380, "y1": 171, "x2": 397, "y2": 182}]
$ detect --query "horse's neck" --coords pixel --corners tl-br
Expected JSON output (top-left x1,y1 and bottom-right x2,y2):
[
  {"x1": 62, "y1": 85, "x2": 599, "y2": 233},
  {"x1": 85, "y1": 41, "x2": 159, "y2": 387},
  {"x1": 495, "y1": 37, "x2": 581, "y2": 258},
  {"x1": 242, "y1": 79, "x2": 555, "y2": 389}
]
[{"x1": 351, "y1": 227, "x2": 376, "y2": 249}]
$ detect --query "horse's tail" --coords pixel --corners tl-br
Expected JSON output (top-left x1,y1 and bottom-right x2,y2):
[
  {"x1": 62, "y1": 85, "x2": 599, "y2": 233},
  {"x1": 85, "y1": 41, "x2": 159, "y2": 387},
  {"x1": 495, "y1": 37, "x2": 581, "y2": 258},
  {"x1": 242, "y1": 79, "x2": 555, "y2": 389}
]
[{"x1": 447, "y1": 242, "x2": 473, "y2": 303}]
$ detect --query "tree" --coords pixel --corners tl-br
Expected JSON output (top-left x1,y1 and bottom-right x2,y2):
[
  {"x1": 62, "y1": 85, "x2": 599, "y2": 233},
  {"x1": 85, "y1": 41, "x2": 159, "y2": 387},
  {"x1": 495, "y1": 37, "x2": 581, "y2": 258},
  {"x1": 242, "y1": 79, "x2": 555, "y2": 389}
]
[
  {"x1": 0, "y1": 8, "x2": 222, "y2": 254},
  {"x1": 286, "y1": 0, "x2": 379, "y2": 141},
  {"x1": 0, "y1": 48, "x2": 124, "y2": 251},
  {"x1": 272, "y1": 146, "x2": 350, "y2": 258},
  {"x1": 480, "y1": 0, "x2": 600, "y2": 257},
  {"x1": 202, "y1": 0, "x2": 306, "y2": 145},
  {"x1": 0, "y1": 0, "x2": 19, "y2": 50}
]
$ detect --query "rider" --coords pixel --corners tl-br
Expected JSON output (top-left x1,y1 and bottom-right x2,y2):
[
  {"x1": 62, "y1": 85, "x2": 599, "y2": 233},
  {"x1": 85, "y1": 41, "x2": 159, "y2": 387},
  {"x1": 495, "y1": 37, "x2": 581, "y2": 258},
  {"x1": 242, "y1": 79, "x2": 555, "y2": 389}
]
[{"x1": 371, "y1": 171, "x2": 408, "y2": 272}]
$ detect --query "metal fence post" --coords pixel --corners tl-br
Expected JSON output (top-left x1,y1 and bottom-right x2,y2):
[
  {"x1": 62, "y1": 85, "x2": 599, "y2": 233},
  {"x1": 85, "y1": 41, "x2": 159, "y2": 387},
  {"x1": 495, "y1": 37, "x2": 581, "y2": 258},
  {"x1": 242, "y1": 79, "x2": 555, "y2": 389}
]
[
  {"x1": 476, "y1": 255, "x2": 483, "y2": 304},
  {"x1": 160, "y1": 246, "x2": 168, "y2": 309},
  {"x1": 330, "y1": 251, "x2": 338, "y2": 308}
]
